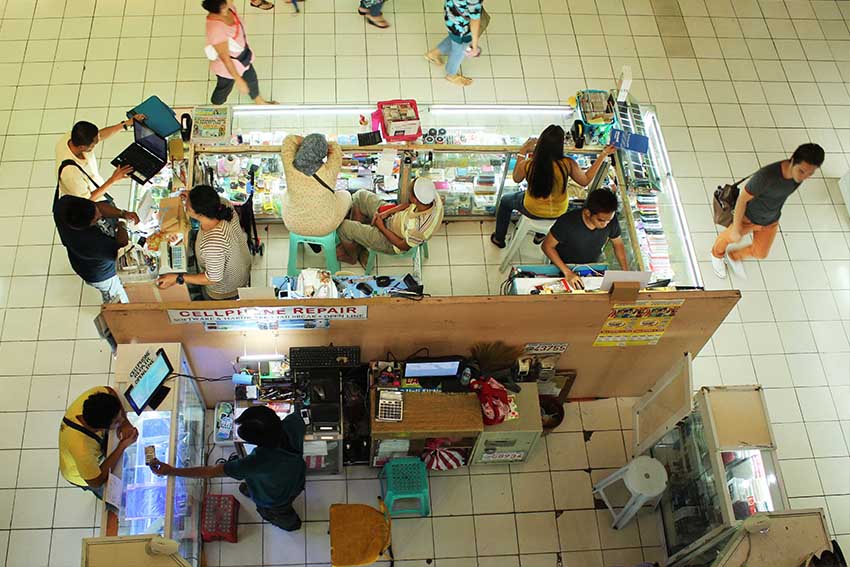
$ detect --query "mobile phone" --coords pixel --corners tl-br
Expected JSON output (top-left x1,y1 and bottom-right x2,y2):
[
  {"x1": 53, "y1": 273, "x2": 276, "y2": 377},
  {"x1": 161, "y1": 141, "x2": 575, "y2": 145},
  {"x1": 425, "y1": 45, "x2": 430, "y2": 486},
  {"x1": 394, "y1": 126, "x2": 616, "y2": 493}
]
[
  {"x1": 145, "y1": 445, "x2": 156, "y2": 465},
  {"x1": 356, "y1": 282, "x2": 373, "y2": 296}
]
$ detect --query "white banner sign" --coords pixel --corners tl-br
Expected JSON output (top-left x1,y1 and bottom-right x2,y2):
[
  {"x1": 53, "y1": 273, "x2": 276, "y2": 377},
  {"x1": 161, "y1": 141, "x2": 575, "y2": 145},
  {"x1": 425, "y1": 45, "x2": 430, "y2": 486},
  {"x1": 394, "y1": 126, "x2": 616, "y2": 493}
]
[{"x1": 168, "y1": 305, "x2": 368, "y2": 324}]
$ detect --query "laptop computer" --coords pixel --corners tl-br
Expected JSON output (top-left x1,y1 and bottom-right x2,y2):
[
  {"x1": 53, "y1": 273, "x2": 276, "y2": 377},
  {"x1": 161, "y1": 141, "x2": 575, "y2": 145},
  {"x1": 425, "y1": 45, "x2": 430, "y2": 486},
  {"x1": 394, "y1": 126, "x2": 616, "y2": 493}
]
[{"x1": 111, "y1": 120, "x2": 168, "y2": 185}]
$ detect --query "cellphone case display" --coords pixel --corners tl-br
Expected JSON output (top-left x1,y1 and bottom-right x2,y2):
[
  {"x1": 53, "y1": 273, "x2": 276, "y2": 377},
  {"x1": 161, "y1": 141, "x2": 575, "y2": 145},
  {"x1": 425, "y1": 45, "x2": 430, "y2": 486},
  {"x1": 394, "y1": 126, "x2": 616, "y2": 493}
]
[
  {"x1": 103, "y1": 343, "x2": 206, "y2": 567},
  {"x1": 633, "y1": 355, "x2": 789, "y2": 566}
]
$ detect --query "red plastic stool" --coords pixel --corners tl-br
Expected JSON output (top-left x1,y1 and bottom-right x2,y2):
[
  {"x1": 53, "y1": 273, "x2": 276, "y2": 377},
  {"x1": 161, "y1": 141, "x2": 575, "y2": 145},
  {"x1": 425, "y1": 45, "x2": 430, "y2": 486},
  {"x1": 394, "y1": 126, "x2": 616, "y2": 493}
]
[{"x1": 201, "y1": 494, "x2": 239, "y2": 543}]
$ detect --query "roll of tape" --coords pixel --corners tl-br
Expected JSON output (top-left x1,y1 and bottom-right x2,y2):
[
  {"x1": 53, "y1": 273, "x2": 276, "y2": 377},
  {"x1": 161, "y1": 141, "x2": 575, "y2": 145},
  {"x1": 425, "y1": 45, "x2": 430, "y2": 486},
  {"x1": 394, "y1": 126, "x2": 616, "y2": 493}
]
[
  {"x1": 424, "y1": 135, "x2": 436, "y2": 143},
  {"x1": 428, "y1": 128, "x2": 438, "y2": 137},
  {"x1": 437, "y1": 128, "x2": 447, "y2": 136},
  {"x1": 436, "y1": 136, "x2": 445, "y2": 144}
]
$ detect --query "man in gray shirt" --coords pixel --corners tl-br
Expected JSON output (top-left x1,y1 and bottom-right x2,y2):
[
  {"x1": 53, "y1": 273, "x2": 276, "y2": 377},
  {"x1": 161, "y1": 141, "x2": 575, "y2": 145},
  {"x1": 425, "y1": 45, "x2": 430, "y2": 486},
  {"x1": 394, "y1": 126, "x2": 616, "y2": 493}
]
[{"x1": 711, "y1": 143, "x2": 824, "y2": 279}]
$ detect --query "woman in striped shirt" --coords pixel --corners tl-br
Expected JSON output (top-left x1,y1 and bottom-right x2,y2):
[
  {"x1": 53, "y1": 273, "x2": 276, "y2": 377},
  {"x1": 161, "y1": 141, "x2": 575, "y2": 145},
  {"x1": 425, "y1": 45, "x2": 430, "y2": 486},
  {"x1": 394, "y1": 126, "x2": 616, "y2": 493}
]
[{"x1": 156, "y1": 185, "x2": 252, "y2": 300}]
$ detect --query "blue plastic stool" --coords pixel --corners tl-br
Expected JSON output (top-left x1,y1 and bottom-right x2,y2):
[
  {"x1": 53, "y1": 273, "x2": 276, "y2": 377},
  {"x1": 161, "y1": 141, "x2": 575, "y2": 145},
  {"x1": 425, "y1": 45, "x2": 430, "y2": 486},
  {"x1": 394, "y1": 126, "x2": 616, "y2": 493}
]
[
  {"x1": 287, "y1": 230, "x2": 341, "y2": 276},
  {"x1": 379, "y1": 457, "x2": 430, "y2": 517},
  {"x1": 365, "y1": 241, "x2": 429, "y2": 278}
]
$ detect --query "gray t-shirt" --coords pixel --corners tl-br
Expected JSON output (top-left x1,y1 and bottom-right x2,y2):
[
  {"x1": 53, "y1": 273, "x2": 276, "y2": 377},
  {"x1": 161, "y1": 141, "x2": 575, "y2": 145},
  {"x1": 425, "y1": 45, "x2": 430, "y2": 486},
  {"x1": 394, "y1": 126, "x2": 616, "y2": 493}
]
[{"x1": 744, "y1": 161, "x2": 800, "y2": 226}]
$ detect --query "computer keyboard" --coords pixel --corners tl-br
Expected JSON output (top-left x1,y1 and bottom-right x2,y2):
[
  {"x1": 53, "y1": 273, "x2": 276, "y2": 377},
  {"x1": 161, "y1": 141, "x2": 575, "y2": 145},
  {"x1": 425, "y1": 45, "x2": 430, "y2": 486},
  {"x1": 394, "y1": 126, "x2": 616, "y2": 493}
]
[
  {"x1": 125, "y1": 145, "x2": 162, "y2": 176},
  {"x1": 289, "y1": 346, "x2": 360, "y2": 368}
]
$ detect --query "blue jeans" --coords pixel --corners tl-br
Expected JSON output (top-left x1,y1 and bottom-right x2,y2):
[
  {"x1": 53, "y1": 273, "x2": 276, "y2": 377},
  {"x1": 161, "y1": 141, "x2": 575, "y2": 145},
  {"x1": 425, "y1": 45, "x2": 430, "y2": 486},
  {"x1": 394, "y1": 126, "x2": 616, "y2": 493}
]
[
  {"x1": 79, "y1": 483, "x2": 104, "y2": 500},
  {"x1": 437, "y1": 35, "x2": 469, "y2": 76},
  {"x1": 87, "y1": 275, "x2": 129, "y2": 304},
  {"x1": 360, "y1": 0, "x2": 383, "y2": 16},
  {"x1": 493, "y1": 191, "x2": 550, "y2": 241}
]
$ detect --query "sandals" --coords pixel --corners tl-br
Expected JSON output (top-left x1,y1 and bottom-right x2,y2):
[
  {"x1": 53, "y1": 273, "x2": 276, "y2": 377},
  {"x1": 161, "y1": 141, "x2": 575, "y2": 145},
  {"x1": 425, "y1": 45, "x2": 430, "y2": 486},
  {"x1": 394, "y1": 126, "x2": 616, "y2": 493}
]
[
  {"x1": 250, "y1": 0, "x2": 275, "y2": 9},
  {"x1": 365, "y1": 14, "x2": 390, "y2": 28},
  {"x1": 490, "y1": 233, "x2": 506, "y2": 249},
  {"x1": 424, "y1": 51, "x2": 444, "y2": 65}
]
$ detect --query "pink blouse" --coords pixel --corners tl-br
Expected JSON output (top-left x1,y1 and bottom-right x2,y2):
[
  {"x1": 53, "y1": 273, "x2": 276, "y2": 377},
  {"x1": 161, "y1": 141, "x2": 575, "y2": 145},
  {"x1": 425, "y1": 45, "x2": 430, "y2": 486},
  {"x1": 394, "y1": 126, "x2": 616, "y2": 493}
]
[{"x1": 206, "y1": 8, "x2": 253, "y2": 79}]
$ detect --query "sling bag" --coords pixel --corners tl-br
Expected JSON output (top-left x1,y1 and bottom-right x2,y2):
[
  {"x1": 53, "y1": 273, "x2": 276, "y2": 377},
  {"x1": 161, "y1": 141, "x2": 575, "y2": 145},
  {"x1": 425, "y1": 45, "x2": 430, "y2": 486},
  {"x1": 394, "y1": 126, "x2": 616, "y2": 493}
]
[
  {"x1": 713, "y1": 172, "x2": 754, "y2": 227},
  {"x1": 312, "y1": 173, "x2": 336, "y2": 194},
  {"x1": 54, "y1": 159, "x2": 119, "y2": 237}
]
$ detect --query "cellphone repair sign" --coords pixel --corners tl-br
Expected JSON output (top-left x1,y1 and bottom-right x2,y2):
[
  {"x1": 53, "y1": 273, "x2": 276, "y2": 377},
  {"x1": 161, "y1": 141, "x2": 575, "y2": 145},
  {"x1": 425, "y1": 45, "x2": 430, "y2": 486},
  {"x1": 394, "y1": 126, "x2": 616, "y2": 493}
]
[{"x1": 167, "y1": 305, "x2": 368, "y2": 324}]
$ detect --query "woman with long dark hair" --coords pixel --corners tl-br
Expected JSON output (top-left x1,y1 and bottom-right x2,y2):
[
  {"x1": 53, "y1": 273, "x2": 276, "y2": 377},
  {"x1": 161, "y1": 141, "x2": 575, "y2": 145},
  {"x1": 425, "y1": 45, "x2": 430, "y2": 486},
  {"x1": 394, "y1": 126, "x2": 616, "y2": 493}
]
[
  {"x1": 490, "y1": 124, "x2": 615, "y2": 248},
  {"x1": 156, "y1": 185, "x2": 252, "y2": 300}
]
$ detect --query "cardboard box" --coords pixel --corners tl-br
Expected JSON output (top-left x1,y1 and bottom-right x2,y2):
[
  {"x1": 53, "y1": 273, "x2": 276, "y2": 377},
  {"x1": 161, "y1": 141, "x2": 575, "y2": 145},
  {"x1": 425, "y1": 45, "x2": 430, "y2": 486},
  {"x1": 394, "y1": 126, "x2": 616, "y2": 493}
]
[{"x1": 158, "y1": 196, "x2": 189, "y2": 235}]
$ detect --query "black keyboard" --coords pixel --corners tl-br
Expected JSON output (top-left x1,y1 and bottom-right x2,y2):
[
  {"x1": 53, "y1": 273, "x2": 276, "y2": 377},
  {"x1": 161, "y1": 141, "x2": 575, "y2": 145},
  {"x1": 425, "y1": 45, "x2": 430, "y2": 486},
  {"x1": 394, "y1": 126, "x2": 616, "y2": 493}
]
[
  {"x1": 114, "y1": 144, "x2": 162, "y2": 178},
  {"x1": 289, "y1": 346, "x2": 360, "y2": 368}
]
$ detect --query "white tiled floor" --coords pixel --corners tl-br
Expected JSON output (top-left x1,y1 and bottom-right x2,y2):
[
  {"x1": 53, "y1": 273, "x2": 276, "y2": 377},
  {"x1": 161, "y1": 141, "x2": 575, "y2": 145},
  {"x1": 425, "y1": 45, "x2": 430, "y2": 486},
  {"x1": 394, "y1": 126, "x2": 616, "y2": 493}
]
[{"x1": 1, "y1": 0, "x2": 849, "y2": 565}]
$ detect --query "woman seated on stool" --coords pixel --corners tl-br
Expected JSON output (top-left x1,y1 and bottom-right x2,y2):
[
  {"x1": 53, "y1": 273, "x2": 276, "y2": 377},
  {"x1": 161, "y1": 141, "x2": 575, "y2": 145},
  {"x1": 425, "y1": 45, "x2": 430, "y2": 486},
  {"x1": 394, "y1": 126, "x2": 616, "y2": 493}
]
[
  {"x1": 280, "y1": 134, "x2": 351, "y2": 242},
  {"x1": 156, "y1": 185, "x2": 251, "y2": 300},
  {"x1": 490, "y1": 124, "x2": 616, "y2": 248}
]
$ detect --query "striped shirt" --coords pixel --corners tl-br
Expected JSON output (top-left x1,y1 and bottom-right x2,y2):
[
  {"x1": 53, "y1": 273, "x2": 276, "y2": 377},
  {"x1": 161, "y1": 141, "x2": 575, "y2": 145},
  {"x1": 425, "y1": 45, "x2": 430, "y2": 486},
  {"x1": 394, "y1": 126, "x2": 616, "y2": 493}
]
[
  {"x1": 388, "y1": 197, "x2": 444, "y2": 253},
  {"x1": 444, "y1": 0, "x2": 483, "y2": 40},
  {"x1": 195, "y1": 201, "x2": 252, "y2": 299}
]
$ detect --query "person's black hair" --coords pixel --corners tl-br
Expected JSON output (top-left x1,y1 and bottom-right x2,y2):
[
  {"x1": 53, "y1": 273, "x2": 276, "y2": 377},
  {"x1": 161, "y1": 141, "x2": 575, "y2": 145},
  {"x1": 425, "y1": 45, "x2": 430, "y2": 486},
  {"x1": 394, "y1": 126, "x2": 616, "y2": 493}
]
[
  {"x1": 790, "y1": 143, "x2": 825, "y2": 167},
  {"x1": 201, "y1": 0, "x2": 228, "y2": 13},
  {"x1": 56, "y1": 195, "x2": 97, "y2": 230},
  {"x1": 584, "y1": 189, "x2": 618, "y2": 215},
  {"x1": 526, "y1": 124, "x2": 566, "y2": 200},
  {"x1": 189, "y1": 184, "x2": 234, "y2": 221},
  {"x1": 82, "y1": 392, "x2": 122, "y2": 429},
  {"x1": 70, "y1": 121, "x2": 99, "y2": 147},
  {"x1": 235, "y1": 406, "x2": 283, "y2": 449}
]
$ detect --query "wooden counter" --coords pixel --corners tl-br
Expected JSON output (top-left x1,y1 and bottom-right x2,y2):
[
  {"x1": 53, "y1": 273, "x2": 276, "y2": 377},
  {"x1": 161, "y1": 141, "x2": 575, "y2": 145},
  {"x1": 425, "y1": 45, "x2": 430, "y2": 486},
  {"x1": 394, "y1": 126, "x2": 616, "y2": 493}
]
[{"x1": 370, "y1": 391, "x2": 483, "y2": 439}]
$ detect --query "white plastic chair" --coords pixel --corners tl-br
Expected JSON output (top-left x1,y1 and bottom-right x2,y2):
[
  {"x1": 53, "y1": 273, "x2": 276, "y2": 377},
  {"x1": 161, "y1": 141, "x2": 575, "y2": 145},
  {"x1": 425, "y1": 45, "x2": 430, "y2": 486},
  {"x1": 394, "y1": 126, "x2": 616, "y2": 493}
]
[
  {"x1": 498, "y1": 215, "x2": 558, "y2": 273},
  {"x1": 592, "y1": 455, "x2": 668, "y2": 530}
]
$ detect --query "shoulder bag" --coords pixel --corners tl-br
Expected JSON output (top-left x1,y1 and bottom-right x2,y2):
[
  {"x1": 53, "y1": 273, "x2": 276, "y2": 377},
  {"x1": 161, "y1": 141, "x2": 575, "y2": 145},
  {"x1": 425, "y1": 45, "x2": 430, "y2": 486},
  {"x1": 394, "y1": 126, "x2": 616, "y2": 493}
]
[
  {"x1": 54, "y1": 159, "x2": 119, "y2": 236},
  {"x1": 312, "y1": 173, "x2": 337, "y2": 194},
  {"x1": 713, "y1": 173, "x2": 752, "y2": 227}
]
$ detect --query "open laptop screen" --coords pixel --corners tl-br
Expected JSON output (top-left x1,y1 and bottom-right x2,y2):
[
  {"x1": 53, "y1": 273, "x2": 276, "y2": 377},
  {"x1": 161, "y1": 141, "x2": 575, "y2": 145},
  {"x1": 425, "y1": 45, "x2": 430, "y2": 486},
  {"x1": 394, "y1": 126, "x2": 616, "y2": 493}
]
[{"x1": 134, "y1": 120, "x2": 167, "y2": 160}]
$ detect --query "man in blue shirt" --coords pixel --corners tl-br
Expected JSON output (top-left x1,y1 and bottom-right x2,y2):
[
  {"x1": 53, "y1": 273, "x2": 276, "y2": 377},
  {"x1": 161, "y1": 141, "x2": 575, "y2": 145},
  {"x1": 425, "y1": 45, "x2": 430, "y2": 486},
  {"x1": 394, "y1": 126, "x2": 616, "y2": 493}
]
[
  {"x1": 150, "y1": 406, "x2": 306, "y2": 531},
  {"x1": 424, "y1": 0, "x2": 483, "y2": 87}
]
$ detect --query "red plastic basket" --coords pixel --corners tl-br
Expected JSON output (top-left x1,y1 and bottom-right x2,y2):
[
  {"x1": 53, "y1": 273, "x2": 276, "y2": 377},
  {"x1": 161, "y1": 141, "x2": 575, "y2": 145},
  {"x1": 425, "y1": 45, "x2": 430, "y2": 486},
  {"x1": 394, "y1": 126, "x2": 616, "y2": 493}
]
[
  {"x1": 375, "y1": 99, "x2": 422, "y2": 142},
  {"x1": 201, "y1": 494, "x2": 240, "y2": 543}
]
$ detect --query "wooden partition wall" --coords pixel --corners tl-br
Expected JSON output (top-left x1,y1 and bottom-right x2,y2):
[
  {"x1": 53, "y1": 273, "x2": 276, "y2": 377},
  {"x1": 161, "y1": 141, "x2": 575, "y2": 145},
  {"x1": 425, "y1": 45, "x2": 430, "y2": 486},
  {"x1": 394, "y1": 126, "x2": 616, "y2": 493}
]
[{"x1": 101, "y1": 290, "x2": 739, "y2": 404}]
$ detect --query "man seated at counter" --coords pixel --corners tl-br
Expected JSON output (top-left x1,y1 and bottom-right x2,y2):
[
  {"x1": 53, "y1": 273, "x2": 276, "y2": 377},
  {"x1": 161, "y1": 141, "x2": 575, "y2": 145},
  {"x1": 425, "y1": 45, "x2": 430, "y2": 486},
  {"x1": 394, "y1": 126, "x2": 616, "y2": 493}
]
[
  {"x1": 59, "y1": 386, "x2": 138, "y2": 500},
  {"x1": 336, "y1": 178, "x2": 444, "y2": 265},
  {"x1": 156, "y1": 185, "x2": 252, "y2": 300},
  {"x1": 54, "y1": 195, "x2": 139, "y2": 303},
  {"x1": 541, "y1": 189, "x2": 628, "y2": 289},
  {"x1": 150, "y1": 406, "x2": 306, "y2": 532},
  {"x1": 56, "y1": 116, "x2": 144, "y2": 201}
]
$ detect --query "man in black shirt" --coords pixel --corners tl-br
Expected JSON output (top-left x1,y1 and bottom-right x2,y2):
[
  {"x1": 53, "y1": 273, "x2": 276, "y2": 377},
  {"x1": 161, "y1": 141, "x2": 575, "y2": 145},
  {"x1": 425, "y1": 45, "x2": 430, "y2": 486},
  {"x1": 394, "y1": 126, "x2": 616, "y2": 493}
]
[
  {"x1": 542, "y1": 189, "x2": 628, "y2": 289},
  {"x1": 54, "y1": 195, "x2": 139, "y2": 303}
]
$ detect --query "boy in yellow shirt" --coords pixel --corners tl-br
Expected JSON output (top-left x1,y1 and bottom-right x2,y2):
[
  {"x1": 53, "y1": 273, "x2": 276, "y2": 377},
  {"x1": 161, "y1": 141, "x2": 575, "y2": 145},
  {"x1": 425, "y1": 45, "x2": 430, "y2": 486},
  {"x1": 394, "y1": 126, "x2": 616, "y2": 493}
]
[{"x1": 58, "y1": 386, "x2": 138, "y2": 499}]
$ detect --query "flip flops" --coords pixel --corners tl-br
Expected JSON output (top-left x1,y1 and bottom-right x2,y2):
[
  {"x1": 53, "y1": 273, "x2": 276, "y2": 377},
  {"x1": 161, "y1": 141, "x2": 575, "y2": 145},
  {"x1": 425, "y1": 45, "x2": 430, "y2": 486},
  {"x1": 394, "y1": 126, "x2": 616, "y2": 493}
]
[{"x1": 250, "y1": 0, "x2": 275, "y2": 9}]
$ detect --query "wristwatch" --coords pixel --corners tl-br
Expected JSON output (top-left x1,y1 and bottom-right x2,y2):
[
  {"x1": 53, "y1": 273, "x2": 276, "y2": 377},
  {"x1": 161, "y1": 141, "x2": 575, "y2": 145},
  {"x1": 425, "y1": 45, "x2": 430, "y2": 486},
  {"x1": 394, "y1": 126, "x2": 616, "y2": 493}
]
[
  {"x1": 176, "y1": 274, "x2": 185, "y2": 285},
  {"x1": 122, "y1": 120, "x2": 129, "y2": 131}
]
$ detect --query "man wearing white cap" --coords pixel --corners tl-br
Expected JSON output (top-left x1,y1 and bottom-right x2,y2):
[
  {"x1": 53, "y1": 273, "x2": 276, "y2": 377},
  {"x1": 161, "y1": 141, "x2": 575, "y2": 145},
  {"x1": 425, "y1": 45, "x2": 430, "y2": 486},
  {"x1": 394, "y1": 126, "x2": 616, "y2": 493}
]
[{"x1": 337, "y1": 178, "x2": 444, "y2": 265}]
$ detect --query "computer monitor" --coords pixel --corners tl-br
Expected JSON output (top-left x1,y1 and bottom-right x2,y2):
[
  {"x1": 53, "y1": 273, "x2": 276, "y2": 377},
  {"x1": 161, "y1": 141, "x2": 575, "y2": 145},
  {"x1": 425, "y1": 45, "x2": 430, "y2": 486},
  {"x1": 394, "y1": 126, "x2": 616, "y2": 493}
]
[
  {"x1": 124, "y1": 348, "x2": 174, "y2": 415},
  {"x1": 403, "y1": 359, "x2": 462, "y2": 379},
  {"x1": 134, "y1": 119, "x2": 167, "y2": 160}
]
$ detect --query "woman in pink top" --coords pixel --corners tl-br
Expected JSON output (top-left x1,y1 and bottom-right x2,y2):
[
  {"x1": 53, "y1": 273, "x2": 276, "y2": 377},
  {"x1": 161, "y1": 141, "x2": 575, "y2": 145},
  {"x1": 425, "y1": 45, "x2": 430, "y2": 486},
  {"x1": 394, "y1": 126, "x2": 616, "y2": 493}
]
[{"x1": 204, "y1": 0, "x2": 274, "y2": 105}]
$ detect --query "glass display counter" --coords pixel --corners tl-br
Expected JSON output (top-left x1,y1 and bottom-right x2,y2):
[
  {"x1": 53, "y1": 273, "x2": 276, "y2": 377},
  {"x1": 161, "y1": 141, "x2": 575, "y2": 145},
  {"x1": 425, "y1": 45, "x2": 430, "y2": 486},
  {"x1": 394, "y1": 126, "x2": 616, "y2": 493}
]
[
  {"x1": 632, "y1": 356, "x2": 789, "y2": 566},
  {"x1": 104, "y1": 344, "x2": 206, "y2": 567},
  {"x1": 125, "y1": 101, "x2": 702, "y2": 286}
]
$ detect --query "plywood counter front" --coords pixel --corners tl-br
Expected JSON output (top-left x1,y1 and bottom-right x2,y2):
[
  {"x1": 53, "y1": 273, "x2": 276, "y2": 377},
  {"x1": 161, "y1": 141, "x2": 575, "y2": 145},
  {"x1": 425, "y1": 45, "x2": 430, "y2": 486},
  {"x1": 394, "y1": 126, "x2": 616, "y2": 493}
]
[
  {"x1": 370, "y1": 391, "x2": 483, "y2": 439},
  {"x1": 101, "y1": 289, "x2": 739, "y2": 403}
]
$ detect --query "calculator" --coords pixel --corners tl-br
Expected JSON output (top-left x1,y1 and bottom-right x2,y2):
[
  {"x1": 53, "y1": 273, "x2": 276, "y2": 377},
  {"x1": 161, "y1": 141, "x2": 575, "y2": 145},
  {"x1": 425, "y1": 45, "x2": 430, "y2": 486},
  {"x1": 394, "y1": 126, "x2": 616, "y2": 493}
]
[{"x1": 376, "y1": 390, "x2": 403, "y2": 422}]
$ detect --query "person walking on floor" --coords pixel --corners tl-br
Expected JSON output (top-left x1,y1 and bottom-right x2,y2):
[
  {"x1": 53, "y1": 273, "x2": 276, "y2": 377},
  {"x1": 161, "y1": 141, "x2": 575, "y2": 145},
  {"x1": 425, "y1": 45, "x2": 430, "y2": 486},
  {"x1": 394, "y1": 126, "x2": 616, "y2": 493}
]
[
  {"x1": 204, "y1": 0, "x2": 275, "y2": 105},
  {"x1": 711, "y1": 143, "x2": 824, "y2": 279},
  {"x1": 425, "y1": 0, "x2": 483, "y2": 87},
  {"x1": 358, "y1": 0, "x2": 389, "y2": 28},
  {"x1": 150, "y1": 406, "x2": 306, "y2": 532},
  {"x1": 490, "y1": 124, "x2": 616, "y2": 248}
]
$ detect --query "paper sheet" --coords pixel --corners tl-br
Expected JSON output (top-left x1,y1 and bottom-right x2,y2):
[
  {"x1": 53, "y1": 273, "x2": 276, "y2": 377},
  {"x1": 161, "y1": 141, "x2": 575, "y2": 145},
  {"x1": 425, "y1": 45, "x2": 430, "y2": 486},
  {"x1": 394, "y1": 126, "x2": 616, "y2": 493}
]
[
  {"x1": 105, "y1": 472, "x2": 123, "y2": 508},
  {"x1": 376, "y1": 149, "x2": 396, "y2": 178}
]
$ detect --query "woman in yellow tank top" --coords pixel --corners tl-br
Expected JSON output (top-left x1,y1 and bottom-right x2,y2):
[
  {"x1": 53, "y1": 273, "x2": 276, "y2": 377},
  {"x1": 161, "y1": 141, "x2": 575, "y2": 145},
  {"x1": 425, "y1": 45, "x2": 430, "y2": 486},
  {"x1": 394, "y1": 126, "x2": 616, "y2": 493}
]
[{"x1": 490, "y1": 124, "x2": 615, "y2": 248}]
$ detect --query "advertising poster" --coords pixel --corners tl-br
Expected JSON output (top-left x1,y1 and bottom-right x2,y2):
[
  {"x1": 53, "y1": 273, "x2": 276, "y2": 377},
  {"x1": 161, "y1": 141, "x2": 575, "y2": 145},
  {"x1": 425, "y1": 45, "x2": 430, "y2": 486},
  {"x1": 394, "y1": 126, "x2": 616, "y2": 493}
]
[{"x1": 593, "y1": 300, "x2": 684, "y2": 347}]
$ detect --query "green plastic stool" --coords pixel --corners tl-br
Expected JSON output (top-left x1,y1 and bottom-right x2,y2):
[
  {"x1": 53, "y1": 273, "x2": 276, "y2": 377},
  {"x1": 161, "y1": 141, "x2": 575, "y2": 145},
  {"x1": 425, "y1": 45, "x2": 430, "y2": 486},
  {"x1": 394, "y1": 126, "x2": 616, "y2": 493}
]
[
  {"x1": 379, "y1": 457, "x2": 430, "y2": 517},
  {"x1": 287, "y1": 230, "x2": 340, "y2": 276},
  {"x1": 365, "y1": 241, "x2": 429, "y2": 279}
]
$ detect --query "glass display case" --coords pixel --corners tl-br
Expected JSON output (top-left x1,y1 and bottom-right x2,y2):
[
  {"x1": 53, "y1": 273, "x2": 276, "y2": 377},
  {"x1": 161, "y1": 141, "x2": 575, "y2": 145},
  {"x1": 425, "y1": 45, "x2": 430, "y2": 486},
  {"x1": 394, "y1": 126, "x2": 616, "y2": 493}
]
[
  {"x1": 124, "y1": 101, "x2": 702, "y2": 284},
  {"x1": 632, "y1": 356, "x2": 789, "y2": 566},
  {"x1": 104, "y1": 344, "x2": 206, "y2": 567}
]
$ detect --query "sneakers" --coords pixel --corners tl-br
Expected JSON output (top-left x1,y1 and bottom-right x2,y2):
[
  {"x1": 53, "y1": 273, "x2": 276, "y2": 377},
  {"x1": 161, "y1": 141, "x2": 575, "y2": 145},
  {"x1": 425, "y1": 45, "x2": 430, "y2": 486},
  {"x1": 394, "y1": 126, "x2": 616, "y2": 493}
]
[
  {"x1": 446, "y1": 74, "x2": 473, "y2": 86},
  {"x1": 711, "y1": 254, "x2": 727, "y2": 279},
  {"x1": 710, "y1": 253, "x2": 747, "y2": 280},
  {"x1": 725, "y1": 252, "x2": 747, "y2": 279}
]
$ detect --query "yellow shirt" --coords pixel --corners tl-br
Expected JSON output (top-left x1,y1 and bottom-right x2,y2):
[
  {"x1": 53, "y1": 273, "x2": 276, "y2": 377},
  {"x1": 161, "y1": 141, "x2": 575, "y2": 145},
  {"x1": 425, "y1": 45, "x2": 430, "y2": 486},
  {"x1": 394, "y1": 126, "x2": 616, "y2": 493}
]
[
  {"x1": 58, "y1": 386, "x2": 110, "y2": 487},
  {"x1": 388, "y1": 197, "x2": 444, "y2": 253},
  {"x1": 522, "y1": 158, "x2": 571, "y2": 218}
]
